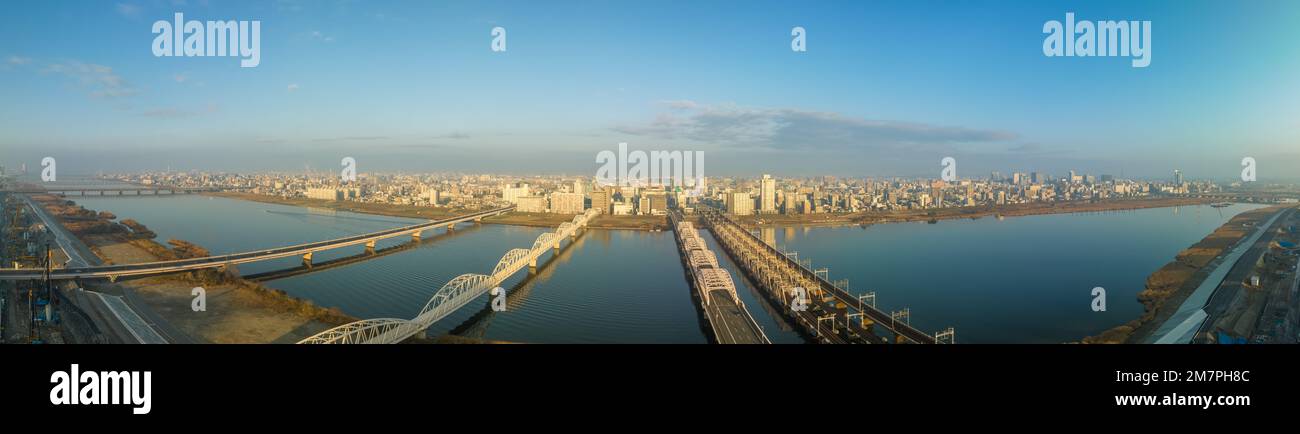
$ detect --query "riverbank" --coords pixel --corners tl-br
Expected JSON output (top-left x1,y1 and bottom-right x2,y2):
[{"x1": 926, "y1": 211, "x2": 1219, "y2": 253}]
[
  {"x1": 735, "y1": 197, "x2": 1217, "y2": 228},
  {"x1": 207, "y1": 191, "x2": 670, "y2": 230},
  {"x1": 206, "y1": 191, "x2": 465, "y2": 220},
  {"x1": 31, "y1": 194, "x2": 356, "y2": 343},
  {"x1": 1082, "y1": 205, "x2": 1285, "y2": 344}
]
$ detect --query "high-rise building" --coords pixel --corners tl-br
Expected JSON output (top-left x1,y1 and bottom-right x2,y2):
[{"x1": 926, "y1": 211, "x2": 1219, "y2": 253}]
[
  {"x1": 572, "y1": 179, "x2": 585, "y2": 196},
  {"x1": 759, "y1": 174, "x2": 776, "y2": 214},
  {"x1": 645, "y1": 191, "x2": 667, "y2": 215},
  {"x1": 502, "y1": 183, "x2": 530, "y2": 204},
  {"x1": 727, "y1": 191, "x2": 753, "y2": 216},
  {"x1": 516, "y1": 196, "x2": 547, "y2": 213},
  {"x1": 783, "y1": 192, "x2": 800, "y2": 215},
  {"x1": 306, "y1": 187, "x2": 343, "y2": 201},
  {"x1": 590, "y1": 188, "x2": 612, "y2": 214},
  {"x1": 1173, "y1": 169, "x2": 1183, "y2": 185},
  {"x1": 549, "y1": 192, "x2": 585, "y2": 214}
]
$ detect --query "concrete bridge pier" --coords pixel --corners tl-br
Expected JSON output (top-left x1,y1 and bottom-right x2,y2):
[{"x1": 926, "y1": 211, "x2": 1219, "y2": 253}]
[
  {"x1": 302, "y1": 252, "x2": 313, "y2": 267},
  {"x1": 365, "y1": 240, "x2": 376, "y2": 254},
  {"x1": 412, "y1": 231, "x2": 422, "y2": 242}
]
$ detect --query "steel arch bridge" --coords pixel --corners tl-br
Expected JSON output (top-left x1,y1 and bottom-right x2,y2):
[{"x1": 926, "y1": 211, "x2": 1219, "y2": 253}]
[
  {"x1": 299, "y1": 209, "x2": 599, "y2": 344},
  {"x1": 676, "y1": 221, "x2": 739, "y2": 306}
]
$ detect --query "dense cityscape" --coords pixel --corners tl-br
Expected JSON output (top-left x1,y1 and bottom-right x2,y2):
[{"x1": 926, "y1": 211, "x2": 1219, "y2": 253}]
[{"x1": 90, "y1": 168, "x2": 1254, "y2": 217}]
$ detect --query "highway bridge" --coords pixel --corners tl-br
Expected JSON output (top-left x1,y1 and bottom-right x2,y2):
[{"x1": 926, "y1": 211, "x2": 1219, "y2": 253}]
[
  {"x1": 299, "y1": 209, "x2": 600, "y2": 344},
  {"x1": 0, "y1": 206, "x2": 515, "y2": 281},
  {"x1": 671, "y1": 212, "x2": 769, "y2": 344},
  {"x1": 701, "y1": 208, "x2": 953, "y2": 344}
]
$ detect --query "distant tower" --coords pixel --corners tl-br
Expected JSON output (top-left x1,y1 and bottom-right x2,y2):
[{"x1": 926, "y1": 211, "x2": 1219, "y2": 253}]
[{"x1": 1173, "y1": 169, "x2": 1183, "y2": 185}]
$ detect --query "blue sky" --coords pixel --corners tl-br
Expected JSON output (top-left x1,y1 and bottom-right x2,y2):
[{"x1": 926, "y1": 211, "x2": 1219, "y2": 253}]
[{"x1": 2, "y1": 0, "x2": 1297, "y2": 179}]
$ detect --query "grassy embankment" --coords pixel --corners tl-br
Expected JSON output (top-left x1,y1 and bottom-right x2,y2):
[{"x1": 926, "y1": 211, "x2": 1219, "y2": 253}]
[{"x1": 1082, "y1": 205, "x2": 1283, "y2": 344}]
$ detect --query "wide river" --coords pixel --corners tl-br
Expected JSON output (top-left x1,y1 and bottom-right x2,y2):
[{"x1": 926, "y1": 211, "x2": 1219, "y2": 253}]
[{"x1": 70, "y1": 194, "x2": 1264, "y2": 343}]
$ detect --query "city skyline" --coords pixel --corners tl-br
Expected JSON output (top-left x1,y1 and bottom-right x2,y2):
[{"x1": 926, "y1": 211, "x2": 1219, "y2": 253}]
[{"x1": 3, "y1": 1, "x2": 1298, "y2": 179}]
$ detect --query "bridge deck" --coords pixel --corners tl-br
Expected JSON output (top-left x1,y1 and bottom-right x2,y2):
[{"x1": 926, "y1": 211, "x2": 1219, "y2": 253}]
[
  {"x1": 0, "y1": 202, "x2": 513, "y2": 280},
  {"x1": 702, "y1": 290, "x2": 768, "y2": 344}
]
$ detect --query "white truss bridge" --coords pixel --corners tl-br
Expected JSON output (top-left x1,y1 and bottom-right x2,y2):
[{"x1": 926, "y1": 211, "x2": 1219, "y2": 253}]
[{"x1": 299, "y1": 209, "x2": 600, "y2": 344}]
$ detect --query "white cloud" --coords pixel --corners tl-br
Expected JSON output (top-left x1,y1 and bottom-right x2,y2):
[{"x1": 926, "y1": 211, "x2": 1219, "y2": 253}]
[
  {"x1": 309, "y1": 30, "x2": 335, "y2": 43},
  {"x1": 286, "y1": 83, "x2": 300, "y2": 92},
  {"x1": 115, "y1": 3, "x2": 142, "y2": 19},
  {"x1": 42, "y1": 60, "x2": 138, "y2": 98},
  {"x1": 140, "y1": 104, "x2": 218, "y2": 118},
  {"x1": 614, "y1": 103, "x2": 1017, "y2": 152}
]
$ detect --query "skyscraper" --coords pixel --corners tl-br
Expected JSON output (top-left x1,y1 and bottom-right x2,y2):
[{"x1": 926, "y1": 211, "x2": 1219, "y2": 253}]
[{"x1": 759, "y1": 174, "x2": 776, "y2": 214}]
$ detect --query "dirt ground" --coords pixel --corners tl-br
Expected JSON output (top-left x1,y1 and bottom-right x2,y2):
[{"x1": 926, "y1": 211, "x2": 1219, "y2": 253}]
[
  {"x1": 71, "y1": 214, "x2": 348, "y2": 343},
  {"x1": 127, "y1": 279, "x2": 335, "y2": 344}
]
